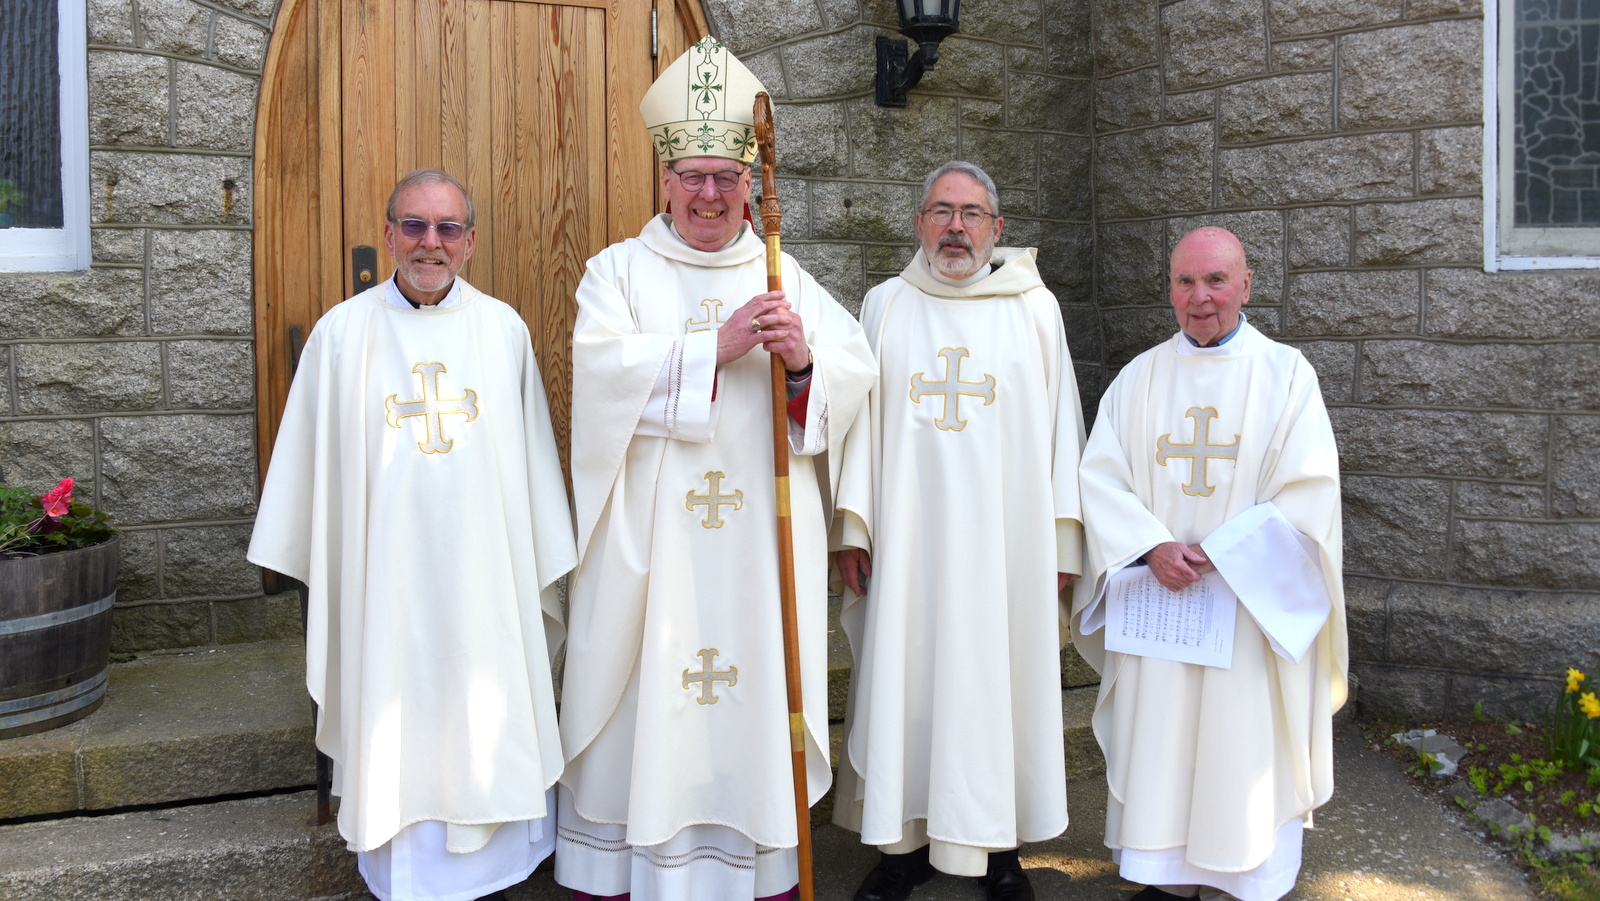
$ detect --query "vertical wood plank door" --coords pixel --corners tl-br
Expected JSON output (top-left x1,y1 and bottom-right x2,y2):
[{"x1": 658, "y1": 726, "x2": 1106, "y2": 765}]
[{"x1": 254, "y1": 0, "x2": 704, "y2": 484}]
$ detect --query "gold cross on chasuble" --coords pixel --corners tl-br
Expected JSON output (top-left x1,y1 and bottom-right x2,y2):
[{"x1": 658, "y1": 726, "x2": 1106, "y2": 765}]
[
  {"x1": 686, "y1": 470, "x2": 743, "y2": 527},
  {"x1": 1156, "y1": 406, "x2": 1240, "y2": 497},
  {"x1": 384, "y1": 362, "x2": 480, "y2": 454},
  {"x1": 910, "y1": 347, "x2": 996, "y2": 431},
  {"x1": 682, "y1": 648, "x2": 738, "y2": 704},
  {"x1": 685, "y1": 298, "x2": 727, "y2": 333}
]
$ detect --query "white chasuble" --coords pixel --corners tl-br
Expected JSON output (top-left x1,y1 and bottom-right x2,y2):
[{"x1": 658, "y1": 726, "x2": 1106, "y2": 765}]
[
  {"x1": 830, "y1": 248, "x2": 1085, "y2": 875},
  {"x1": 560, "y1": 216, "x2": 875, "y2": 892},
  {"x1": 249, "y1": 280, "x2": 577, "y2": 856},
  {"x1": 1071, "y1": 322, "x2": 1347, "y2": 887}
]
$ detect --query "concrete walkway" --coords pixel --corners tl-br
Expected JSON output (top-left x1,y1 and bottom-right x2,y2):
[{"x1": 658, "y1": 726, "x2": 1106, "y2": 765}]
[
  {"x1": 0, "y1": 640, "x2": 1538, "y2": 901},
  {"x1": 490, "y1": 730, "x2": 1537, "y2": 901}
]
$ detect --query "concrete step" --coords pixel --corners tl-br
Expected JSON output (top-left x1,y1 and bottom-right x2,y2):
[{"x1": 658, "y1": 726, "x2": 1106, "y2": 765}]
[
  {"x1": 0, "y1": 633, "x2": 1100, "y2": 901},
  {"x1": 0, "y1": 594, "x2": 1101, "y2": 821},
  {"x1": 0, "y1": 641, "x2": 314, "y2": 820},
  {"x1": 0, "y1": 791, "x2": 364, "y2": 901},
  {"x1": 0, "y1": 707, "x2": 1099, "y2": 901}
]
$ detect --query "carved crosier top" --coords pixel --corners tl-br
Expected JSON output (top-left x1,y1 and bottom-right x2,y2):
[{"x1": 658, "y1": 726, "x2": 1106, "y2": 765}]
[{"x1": 752, "y1": 92, "x2": 782, "y2": 239}]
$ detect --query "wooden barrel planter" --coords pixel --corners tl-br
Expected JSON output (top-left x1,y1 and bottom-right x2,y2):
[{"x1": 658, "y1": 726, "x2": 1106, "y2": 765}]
[{"x1": 0, "y1": 535, "x2": 121, "y2": 739}]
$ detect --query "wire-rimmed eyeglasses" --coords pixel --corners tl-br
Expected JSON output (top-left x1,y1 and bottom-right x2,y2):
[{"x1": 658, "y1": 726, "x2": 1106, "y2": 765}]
[
  {"x1": 670, "y1": 166, "x2": 747, "y2": 193},
  {"x1": 391, "y1": 218, "x2": 468, "y2": 242},
  {"x1": 921, "y1": 207, "x2": 996, "y2": 229}
]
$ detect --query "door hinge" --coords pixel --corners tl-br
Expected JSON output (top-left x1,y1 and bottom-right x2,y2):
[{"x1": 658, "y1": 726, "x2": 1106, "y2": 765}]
[{"x1": 651, "y1": 4, "x2": 658, "y2": 58}]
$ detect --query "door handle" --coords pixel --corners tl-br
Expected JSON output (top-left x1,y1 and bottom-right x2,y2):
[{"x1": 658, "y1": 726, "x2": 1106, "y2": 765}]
[{"x1": 352, "y1": 244, "x2": 378, "y2": 296}]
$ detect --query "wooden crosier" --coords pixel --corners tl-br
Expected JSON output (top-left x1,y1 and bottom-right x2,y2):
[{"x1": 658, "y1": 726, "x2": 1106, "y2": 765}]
[{"x1": 752, "y1": 90, "x2": 815, "y2": 901}]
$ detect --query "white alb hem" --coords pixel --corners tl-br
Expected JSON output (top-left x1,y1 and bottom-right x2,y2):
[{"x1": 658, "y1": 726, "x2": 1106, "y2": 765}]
[
  {"x1": 356, "y1": 788, "x2": 556, "y2": 901},
  {"x1": 1112, "y1": 816, "x2": 1304, "y2": 901}
]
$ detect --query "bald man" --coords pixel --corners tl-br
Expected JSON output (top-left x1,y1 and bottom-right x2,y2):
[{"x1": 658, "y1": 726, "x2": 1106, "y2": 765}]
[{"x1": 1071, "y1": 228, "x2": 1347, "y2": 901}]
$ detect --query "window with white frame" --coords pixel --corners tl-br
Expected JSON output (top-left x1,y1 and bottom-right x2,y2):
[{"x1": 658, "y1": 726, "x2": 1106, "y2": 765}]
[
  {"x1": 1486, "y1": 0, "x2": 1600, "y2": 269},
  {"x1": 0, "y1": 0, "x2": 89, "y2": 273}
]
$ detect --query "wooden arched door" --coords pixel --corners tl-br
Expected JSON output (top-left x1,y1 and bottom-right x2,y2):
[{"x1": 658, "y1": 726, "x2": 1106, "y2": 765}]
[{"x1": 252, "y1": 0, "x2": 708, "y2": 481}]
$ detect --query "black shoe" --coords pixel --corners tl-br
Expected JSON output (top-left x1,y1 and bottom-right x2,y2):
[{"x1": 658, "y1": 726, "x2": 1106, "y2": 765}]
[
  {"x1": 977, "y1": 849, "x2": 1034, "y2": 901},
  {"x1": 853, "y1": 846, "x2": 936, "y2": 901},
  {"x1": 1129, "y1": 887, "x2": 1194, "y2": 901}
]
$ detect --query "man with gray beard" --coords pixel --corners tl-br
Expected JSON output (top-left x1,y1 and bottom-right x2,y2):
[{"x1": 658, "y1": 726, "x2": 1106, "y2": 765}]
[{"x1": 831, "y1": 161, "x2": 1088, "y2": 901}]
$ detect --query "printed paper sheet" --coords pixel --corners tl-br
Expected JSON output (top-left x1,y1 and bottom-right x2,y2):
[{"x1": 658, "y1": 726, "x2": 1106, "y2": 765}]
[{"x1": 1104, "y1": 566, "x2": 1236, "y2": 668}]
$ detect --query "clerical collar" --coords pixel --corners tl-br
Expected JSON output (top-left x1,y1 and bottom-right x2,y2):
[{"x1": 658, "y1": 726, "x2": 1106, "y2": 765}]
[
  {"x1": 926, "y1": 257, "x2": 1000, "y2": 288},
  {"x1": 666, "y1": 217, "x2": 747, "y2": 252},
  {"x1": 1182, "y1": 312, "x2": 1247, "y2": 348},
  {"x1": 382, "y1": 277, "x2": 462, "y2": 310}
]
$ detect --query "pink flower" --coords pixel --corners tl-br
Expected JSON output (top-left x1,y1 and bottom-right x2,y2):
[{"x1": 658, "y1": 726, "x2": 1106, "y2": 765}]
[{"x1": 39, "y1": 478, "x2": 74, "y2": 519}]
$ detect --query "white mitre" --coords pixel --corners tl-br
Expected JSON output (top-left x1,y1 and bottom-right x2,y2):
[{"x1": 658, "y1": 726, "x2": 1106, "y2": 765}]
[{"x1": 641, "y1": 35, "x2": 765, "y2": 164}]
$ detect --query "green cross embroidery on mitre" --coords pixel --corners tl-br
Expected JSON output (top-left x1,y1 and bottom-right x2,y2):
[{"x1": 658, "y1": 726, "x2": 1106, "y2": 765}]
[
  {"x1": 690, "y1": 39, "x2": 725, "y2": 119},
  {"x1": 651, "y1": 123, "x2": 758, "y2": 162}
]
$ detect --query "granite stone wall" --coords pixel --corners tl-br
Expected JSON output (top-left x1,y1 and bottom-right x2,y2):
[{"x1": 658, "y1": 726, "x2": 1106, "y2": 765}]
[
  {"x1": 1090, "y1": 0, "x2": 1600, "y2": 718},
  {"x1": 0, "y1": 0, "x2": 294, "y2": 652}
]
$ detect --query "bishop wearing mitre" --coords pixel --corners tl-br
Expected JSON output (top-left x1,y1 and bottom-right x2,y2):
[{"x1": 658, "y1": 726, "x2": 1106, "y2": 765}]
[{"x1": 555, "y1": 35, "x2": 875, "y2": 901}]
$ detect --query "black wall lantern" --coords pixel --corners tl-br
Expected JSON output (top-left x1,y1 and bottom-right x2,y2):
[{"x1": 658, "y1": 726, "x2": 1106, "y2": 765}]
[{"x1": 874, "y1": 0, "x2": 962, "y2": 107}]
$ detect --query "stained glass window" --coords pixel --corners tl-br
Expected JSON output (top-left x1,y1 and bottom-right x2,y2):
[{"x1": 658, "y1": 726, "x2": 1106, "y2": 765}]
[
  {"x1": 1496, "y1": 0, "x2": 1600, "y2": 262},
  {"x1": 1513, "y1": 0, "x2": 1600, "y2": 229},
  {"x1": 0, "y1": 0, "x2": 65, "y2": 230}
]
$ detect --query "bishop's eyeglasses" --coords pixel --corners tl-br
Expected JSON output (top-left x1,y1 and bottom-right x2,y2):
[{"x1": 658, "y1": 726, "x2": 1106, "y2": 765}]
[
  {"x1": 391, "y1": 218, "x2": 468, "y2": 242},
  {"x1": 670, "y1": 166, "x2": 747, "y2": 192},
  {"x1": 921, "y1": 207, "x2": 996, "y2": 229}
]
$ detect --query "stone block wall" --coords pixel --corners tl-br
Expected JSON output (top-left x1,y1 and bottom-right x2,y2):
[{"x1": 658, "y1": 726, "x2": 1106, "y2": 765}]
[
  {"x1": 1090, "y1": 0, "x2": 1600, "y2": 718},
  {"x1": 0, "y1": 0, "x2": 298, "y2": 651},
  {"x1": 706, "y1": 0, "x2": 1101, "y2": 395}
]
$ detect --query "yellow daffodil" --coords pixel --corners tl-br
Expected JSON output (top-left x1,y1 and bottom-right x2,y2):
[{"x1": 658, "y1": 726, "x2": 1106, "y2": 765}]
[
  {"x1": 1567, "y1": 667, "x2": 1586, "y2": 693},
  {"x1": 1581, "y1": 692, "x2": 1600, "y2": 720}
]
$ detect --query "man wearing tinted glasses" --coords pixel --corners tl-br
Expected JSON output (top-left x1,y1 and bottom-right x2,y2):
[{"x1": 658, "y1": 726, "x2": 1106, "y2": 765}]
[
  {"x1": 385, "y1": 181, "x2": 475, "y2": 306},
  {"x1": 251, "y1": 169, "x2": 576, "y2": 901},
  {"x1": 831, "y1": 161, "x2": 1086, "y2": 901}
]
